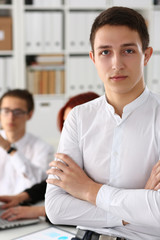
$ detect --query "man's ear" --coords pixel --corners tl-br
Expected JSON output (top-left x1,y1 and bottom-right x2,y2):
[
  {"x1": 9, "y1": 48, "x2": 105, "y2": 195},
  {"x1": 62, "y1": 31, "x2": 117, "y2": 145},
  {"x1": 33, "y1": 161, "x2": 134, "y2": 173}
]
[
  {"x1": 144, "y1": 47, "x2": 153, "y2": 66},
  {"x1": 27, "y1": 110, "x2": 34, "y2": 120},
  {"x1": 89, "y1": 51, "x2": 95, "y2": 64}
]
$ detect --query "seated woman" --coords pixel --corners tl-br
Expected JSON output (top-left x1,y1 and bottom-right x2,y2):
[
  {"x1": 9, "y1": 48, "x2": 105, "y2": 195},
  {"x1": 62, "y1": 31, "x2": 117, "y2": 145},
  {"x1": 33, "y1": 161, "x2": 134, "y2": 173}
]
[{"x1": 0, "y1": 92, "x2": 99, "y2": 221}]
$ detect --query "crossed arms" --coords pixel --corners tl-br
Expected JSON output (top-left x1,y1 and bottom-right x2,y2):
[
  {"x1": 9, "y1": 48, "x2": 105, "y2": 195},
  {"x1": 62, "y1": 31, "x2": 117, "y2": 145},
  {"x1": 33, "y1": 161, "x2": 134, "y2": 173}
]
[{"x1": 46, "y1": 153, "x2": 160, "y2": 228}]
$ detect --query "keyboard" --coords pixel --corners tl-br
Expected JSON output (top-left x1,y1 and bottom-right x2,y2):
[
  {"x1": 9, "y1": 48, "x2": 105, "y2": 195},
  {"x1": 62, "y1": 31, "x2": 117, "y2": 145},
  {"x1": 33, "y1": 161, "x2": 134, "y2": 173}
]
[
  {"x1": 0, "y1": 217, "x2": 40, "y2": 230},
  {"x1": 0, "y1": 206, "x2": 40, "y2": 230}
]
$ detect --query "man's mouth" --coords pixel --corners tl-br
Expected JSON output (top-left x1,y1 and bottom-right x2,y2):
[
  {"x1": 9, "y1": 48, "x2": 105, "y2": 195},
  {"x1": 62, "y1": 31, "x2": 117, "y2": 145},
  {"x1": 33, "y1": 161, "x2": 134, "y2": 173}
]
[{"x1": 110, "y1": 75, "x2": 127, "y2": 81}]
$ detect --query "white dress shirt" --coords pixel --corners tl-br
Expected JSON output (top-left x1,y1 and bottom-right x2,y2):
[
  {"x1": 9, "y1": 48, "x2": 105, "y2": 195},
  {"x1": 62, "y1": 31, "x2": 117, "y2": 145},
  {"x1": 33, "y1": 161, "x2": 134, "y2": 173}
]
[
  {"x1": 45, "y1": 87, "x2": 160, "y2": 240},
  {"x1": 0, "y1": 131, "x2": 54, "y2": 195}
]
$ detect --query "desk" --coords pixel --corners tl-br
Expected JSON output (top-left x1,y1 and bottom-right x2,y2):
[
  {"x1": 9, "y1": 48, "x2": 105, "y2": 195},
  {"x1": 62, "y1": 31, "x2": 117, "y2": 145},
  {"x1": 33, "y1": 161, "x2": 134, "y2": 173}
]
[{"x1": 0, "y1": 219, "x2": 77, "y2": 240}]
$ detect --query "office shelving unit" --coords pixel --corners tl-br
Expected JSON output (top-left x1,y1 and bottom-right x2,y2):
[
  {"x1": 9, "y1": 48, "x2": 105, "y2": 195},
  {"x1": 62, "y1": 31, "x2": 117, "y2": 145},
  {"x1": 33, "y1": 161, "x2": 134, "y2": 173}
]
[
  {"x1": 0, "y1": 0, "x2": 159, "y2": 148},
  {"x1": 0, "y1": 1, "x2": 14, "y2": 95},
  {"x1": 147, "y1": 3, "x2": 160, "y2": 93},
  {"x1": 0, "y1": 0, "x2": 158, "y2": 97},
  {"x1": 22, "y1": 0, "x2": 106, "y2": 97}
]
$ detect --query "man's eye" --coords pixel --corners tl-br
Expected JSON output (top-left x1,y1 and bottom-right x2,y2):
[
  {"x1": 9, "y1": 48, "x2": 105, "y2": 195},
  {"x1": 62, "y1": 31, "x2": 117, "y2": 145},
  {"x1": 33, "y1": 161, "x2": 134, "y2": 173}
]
[
  {"x1": 14, "y1": 110, "x2": 22, "y2": 115},
  {"x1": 102, "y1": 50, "x2": 109, "y2": 55},
  {"x1": 125, "y1": 49, "x2": 134, "y2": 54},
  {"x1": 4, "y1": 109, "x2": 10, "y2": 113}
]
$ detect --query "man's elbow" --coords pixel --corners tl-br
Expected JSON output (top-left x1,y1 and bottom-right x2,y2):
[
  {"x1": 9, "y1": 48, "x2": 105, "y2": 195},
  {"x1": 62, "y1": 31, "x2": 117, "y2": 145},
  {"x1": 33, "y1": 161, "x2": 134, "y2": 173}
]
[
  {"x1": 45, "y1": 195, "x2": 68, "y2": 225},
  {"x1": 46, "y1": 211, "x2": 64, "y2": 225},
  {"x1": 45, "y1": 201, "x2": 62, "y2": 224}
]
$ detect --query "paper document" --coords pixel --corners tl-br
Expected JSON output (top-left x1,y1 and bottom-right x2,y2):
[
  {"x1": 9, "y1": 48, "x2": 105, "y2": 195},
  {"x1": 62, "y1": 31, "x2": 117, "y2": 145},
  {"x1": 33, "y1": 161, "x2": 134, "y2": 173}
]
[{"x1": 15, "y1": 226, "x2": 75, "y2": 240}]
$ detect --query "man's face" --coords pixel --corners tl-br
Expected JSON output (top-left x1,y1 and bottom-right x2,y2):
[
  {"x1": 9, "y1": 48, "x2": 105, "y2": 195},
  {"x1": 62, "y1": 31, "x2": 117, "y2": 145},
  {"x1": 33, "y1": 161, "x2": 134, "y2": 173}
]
[
  {"x1": 0, "y1": 96, "x2": 32, "y2": 135},
  {"x1": 90, "y1": 25, "x2": 152, "y2": 98}
]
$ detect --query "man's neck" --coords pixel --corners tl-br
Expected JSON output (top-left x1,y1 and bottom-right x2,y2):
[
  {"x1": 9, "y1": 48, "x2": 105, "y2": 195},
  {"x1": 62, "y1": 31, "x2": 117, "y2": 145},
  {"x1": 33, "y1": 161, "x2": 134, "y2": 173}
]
[
  {"x1": 105, "y1": 84, "x2": 145, "y2": 117},
  {"x1": 6, "y1": 130, "x2": 25, "y2": 143}
]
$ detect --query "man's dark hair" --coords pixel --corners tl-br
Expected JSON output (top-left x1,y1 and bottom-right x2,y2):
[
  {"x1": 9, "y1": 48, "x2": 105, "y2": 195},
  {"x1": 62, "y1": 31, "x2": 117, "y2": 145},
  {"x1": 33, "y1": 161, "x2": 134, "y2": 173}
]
[
  {"x1": 0, "y1": 89, "x2": 34, "y2": 112},
  {"x1": 90, "y1": 6, "x2": 149, "y2": 53}
]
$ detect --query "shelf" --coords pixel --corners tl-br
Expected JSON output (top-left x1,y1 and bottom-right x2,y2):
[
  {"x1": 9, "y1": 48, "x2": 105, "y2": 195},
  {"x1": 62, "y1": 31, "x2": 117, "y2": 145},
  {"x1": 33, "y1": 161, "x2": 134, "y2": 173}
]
[
  {"x1": 0, "y1": 5, "x2": 13, "y2": 10},
  {"x1": 0, "y1": 50, "x2": 14, "y2": 55},
  {"x1": 154, "y1": 5, "x2": 160, "y2": 10},
  {"x1": 67, "y1": 7, "x2": 105, "y2": 11},
  {"x1": 24, "y1": 6, "x2": 64, "y2": 11},
  {"x1": 33, "y1": 93, "x2": 65, "y2": 98},
  {"x1": 25, "y1": 51, "x2": 65, "y2": 55}
]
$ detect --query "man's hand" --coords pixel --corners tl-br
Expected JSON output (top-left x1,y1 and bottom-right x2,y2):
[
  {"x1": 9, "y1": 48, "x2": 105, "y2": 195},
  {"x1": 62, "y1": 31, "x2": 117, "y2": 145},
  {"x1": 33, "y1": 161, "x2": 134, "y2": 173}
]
[
  {"x1": 46, "y1": 153, "x2": 102, "y2": 205},
  {"x1": 0, "y1": 192, "x2": 30, "y2": 209},
  {"x1": 145, "y1": 160, "x2": 160, "y2": 190}
]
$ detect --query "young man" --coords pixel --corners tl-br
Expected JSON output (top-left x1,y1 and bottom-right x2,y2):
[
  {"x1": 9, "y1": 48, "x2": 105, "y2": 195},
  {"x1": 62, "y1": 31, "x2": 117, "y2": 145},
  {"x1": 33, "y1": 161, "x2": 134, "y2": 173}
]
[
  {"x1": 0, "y1": 89, "x2": 54, "y2": 195},
  {"x1": 45, "y1": 7, "x2": 160, "y2": 240}
]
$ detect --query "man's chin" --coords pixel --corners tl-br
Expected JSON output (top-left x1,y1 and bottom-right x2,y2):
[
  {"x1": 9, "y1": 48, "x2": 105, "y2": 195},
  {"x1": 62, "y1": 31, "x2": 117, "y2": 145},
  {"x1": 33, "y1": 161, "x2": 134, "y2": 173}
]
[{"x1": 5, "y1": 127, "x2": 16, "y2": 132}]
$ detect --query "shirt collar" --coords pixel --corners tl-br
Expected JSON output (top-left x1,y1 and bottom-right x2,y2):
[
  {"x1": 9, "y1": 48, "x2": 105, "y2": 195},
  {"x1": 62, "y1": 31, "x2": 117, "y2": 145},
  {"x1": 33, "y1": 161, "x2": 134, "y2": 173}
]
[
  {"x1": 104, "y1": 86, "x2": 150, "y2": 122},
  {"x1": 123, "y1": 86, "x2": 149, "y2": 115},
  {"x1": 14, "y1": 132, "x2": 28, "y2": 148},
  {"x1": 0, "y1": 130, "x2": 28, "y2": 148}
]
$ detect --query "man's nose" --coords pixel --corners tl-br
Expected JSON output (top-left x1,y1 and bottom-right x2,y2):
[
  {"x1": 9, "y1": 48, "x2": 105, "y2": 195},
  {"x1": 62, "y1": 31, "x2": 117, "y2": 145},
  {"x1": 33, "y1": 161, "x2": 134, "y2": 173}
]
[
  {"x1": 112, "y1": 53, "x2": 124, "y2": 71},
  {"x1": 7, "y1": 111, "x2": 15, "y2": 118}
]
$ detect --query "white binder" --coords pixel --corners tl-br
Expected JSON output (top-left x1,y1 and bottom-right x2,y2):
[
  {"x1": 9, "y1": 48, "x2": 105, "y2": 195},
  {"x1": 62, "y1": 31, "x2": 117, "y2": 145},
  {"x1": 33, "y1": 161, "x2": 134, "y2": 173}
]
[
  {"x1": 25, "y1": 12, "x2": 43, "y2": 53},
  {"x1": 32, "y1": 12, "x2": 43, "y2": 52},
  {"x1": 25, "y1": 12, "x2": 32, "y2": 52},
  {"x1": 43, "y1": 12, "x2": 52, "y2": 52},
  {"x1": 112, "y1": 0, "x2": 152, "y2": 8},
  {"x1": 86, "y1": 12, "x2": 100, "y2": 51},
  {"x1": 68, "y1": 12, "x2": 77, "y2": 52},
  {"x1": 33, "y1": 0, "x2": 62, "y2": 7},
  {"x1": 152, "y1": 11, "x2": 160, "y2": 51},
  {"x1": 77, "y1": 12, "x2": 86, "y2": 52},
  {"x1": 67, "y1": 56, "x2": 78, "y2": 95},
  {"x1": 5, "y1": 57, "x2": 14, "y2": 91},
  {"x1": 67, "y1": 0, "x2": 107, "y2": 8},
  {"x1": 149, "y1": 55, "x2": 160, "y2": 93},
  {"x1": 0, "y1": 58, "x2": 5, "y2": 95},
  {"x1": 51, "y1": 12, "x2": 63, "y2": 51}
]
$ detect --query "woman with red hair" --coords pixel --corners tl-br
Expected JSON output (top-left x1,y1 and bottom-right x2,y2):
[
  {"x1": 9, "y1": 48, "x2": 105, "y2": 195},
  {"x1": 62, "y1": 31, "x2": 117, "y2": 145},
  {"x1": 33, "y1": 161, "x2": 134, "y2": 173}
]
[{"x1": 57, "y1": 92, "x2": 100, "y2": 132}]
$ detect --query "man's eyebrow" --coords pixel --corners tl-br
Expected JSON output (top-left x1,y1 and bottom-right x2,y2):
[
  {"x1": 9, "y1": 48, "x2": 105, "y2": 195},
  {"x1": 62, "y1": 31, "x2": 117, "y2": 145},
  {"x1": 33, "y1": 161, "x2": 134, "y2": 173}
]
[
  {"x1": 96, "y1": 45, "x2": 112, "y2": 50},
  {"x1": 96, "y1": 43, "x2": 138, "y2": 50},
  {"x1": 121, "y1": 43, "x2": 138, "y2": 47}
]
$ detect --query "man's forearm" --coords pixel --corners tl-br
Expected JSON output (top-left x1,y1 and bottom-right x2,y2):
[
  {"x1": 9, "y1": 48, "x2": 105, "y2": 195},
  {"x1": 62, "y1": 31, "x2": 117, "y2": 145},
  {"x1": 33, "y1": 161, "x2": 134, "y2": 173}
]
[
  {"x1": 96, "y1": 185, "x2": 160, "y2": 227},
  {"x1": 45, "y1": 183, "x2": 122, "y2": 227}
]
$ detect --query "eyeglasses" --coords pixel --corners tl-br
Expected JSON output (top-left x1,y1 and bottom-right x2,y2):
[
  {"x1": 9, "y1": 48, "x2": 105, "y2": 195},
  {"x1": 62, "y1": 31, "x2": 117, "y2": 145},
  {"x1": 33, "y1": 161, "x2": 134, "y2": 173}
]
[{"x1": 0, "y1": 108, "x2": 28, "y2": 117}]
